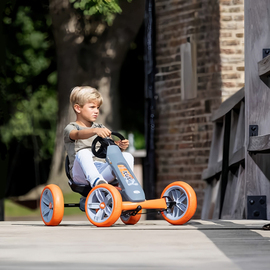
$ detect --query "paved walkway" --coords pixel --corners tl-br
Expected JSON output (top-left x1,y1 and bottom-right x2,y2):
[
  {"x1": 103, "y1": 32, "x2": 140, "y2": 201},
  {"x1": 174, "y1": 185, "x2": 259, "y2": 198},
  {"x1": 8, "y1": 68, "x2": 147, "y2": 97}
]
[{"x1": 0, "y1": 218, "x2": 270, "y2": 270}]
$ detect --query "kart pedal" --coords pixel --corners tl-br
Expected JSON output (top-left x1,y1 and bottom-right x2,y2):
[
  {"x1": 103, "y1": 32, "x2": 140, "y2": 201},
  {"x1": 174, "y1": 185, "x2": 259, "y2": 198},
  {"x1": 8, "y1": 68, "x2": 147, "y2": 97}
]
[{"x1": 122, "y1": 205, "x2": 142, "y2": 217}]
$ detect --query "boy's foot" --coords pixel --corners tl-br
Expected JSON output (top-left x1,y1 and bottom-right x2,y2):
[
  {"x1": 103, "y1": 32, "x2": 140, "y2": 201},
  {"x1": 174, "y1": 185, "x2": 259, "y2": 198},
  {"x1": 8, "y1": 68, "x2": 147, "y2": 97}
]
[
  {"x1": 92, "y1": 178, "x2": 108, "y2": 187},
  {"x1": 110, "y1": 179, "x2": 119, "y2": 187}
]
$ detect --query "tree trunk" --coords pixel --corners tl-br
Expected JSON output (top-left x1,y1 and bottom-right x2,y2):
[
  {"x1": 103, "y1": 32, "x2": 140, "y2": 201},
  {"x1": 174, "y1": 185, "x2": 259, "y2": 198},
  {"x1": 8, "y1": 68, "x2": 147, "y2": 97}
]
[{"x1": 47, "y1": 0, "x2": 144, "y2": 190}]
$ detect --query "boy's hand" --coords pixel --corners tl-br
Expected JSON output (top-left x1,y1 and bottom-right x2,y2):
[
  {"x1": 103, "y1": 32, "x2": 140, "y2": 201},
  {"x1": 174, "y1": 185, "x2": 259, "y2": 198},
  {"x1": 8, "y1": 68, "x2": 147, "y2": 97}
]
[
  {"x1": 95, "y1": 128, "x2": 111, "y2": 138},
  {"x1": 115, "y1": 139, "x2": 129, "y2": 151}
]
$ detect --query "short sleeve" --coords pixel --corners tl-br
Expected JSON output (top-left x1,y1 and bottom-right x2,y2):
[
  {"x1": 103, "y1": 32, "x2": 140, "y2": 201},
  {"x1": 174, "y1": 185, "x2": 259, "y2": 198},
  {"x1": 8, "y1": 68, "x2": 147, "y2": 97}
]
[{"x1": 64, "y1": 123, "x2": 77, "y2": 143}]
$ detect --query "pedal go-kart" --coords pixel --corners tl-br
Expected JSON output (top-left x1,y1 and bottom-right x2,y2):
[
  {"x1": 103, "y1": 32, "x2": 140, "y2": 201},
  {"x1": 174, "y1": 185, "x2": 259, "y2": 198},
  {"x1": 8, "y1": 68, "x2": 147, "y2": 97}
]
[{"x1": 40, "y1": 132, "x2": 197, "y2": 227}]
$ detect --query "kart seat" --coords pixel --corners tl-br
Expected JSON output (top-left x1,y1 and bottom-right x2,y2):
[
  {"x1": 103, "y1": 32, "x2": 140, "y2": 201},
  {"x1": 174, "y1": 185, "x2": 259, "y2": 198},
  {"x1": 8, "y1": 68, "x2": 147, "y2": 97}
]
[{"x1": 65, "y1": 156, "x2": 92, "y2": 197}]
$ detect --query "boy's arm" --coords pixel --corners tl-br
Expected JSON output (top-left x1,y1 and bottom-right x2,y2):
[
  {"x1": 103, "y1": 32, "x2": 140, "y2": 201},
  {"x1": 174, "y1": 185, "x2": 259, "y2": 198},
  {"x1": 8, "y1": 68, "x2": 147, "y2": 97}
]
[{"x1": 70, "y1": 127, "x2": 111, "y2": 140}]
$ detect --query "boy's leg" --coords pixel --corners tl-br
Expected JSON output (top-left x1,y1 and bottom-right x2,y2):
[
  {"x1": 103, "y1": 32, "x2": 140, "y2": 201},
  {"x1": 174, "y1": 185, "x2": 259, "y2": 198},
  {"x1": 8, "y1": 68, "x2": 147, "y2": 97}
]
[
  {"x1": 123, "y1": 152, "x2": 134, "y2": 171},
  {"x1": 97, "y1": 152, "x2": 134, "y2": 183},
  {"x1": 72, "y1": 149, "x2": 107, "y2": 187}
]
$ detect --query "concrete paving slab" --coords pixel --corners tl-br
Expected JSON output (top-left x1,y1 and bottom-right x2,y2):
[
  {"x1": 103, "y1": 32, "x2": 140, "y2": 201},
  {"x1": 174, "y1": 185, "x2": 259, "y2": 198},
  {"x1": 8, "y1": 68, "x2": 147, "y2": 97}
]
[{"x1": 0, "y1": 219, "x2": 270, "y2": 270}]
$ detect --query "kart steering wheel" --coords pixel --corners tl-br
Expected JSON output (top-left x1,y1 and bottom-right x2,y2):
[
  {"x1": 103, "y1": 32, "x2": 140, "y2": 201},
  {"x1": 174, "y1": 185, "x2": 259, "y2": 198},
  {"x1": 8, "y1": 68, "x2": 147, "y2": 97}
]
[{"x1": 91, "y1": 131, "x2": 125, "y2": 159}]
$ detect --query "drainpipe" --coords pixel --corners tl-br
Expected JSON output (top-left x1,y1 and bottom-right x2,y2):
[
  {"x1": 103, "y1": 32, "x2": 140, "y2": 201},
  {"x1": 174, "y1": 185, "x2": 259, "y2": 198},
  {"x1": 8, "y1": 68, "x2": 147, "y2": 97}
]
[{"x1": 144, "y1": 0, "x2": 157, "y2": 219}]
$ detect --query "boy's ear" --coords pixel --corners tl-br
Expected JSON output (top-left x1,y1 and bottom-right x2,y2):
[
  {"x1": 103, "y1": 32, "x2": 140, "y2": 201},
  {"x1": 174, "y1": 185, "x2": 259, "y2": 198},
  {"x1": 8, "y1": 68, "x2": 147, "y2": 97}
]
[{"x1": 74, "y1": 104, "x2": 81, "y2": 114}]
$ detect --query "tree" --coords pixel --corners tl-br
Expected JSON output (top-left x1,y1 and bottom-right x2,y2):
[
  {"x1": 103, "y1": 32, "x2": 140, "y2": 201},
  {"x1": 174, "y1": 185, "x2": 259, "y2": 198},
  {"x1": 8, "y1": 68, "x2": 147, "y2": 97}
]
[
  {"x1": 47, "y1": 0, "x2": 144, "y2": 189},
  {"x1": 0, "y1": 0, "x2": 58, "y2": 197},
  {"x1": 0, "y1": 0, "x2": 145, "y2": 199}
]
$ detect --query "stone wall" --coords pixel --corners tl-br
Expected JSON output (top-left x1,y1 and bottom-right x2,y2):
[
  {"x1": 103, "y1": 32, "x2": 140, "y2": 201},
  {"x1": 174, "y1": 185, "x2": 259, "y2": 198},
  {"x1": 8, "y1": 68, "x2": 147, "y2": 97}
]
[{"x1": 154, "y1": 0, "x2": 244, "y2": 218}]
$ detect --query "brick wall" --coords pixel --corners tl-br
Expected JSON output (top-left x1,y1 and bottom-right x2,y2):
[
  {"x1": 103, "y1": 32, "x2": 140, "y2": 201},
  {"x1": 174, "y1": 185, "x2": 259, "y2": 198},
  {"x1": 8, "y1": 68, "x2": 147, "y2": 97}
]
[
  {"x1": 154, "y1": 0, "x2": 244, "y2": 218},
  {"x1": 219, "y1": 0, "x2": 244, "y2": 100}
]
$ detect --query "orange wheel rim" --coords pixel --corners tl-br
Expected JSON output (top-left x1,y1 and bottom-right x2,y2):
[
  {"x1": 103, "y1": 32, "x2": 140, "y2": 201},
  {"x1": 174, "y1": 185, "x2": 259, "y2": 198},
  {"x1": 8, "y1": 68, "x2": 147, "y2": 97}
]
[
  {"x1": 40, "y1": 184, "x2": 64, "y2": 226},
  {"x1": 85, "y1": 184, "x2": 122, "y2": 227},
  {"x1": 161, "y1": 181, "x2": 197, "y2": 225}
]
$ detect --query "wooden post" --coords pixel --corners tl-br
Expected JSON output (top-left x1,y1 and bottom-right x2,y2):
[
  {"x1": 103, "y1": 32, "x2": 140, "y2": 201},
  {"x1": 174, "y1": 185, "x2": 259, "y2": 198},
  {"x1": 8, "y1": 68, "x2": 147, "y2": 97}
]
[
  {"x1": 245, "y1": 0, "x2": 270, "y2": 219},
  {"x1": 219, "y1": 112, "x2": 231, "y2": 218}
]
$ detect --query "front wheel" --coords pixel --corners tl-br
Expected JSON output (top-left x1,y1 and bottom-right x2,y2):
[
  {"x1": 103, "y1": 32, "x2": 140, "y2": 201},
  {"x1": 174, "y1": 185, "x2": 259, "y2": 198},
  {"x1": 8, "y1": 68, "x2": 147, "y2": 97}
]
[
  {"x1": 40, "y1": 184, "x2": 64, "y2": 226},
  {"x1": 85, "y1": 184, "x2": 122, "y2": 227},
  {"x1": 161, "y1": 181, "x2": 197, "y2": 225}
]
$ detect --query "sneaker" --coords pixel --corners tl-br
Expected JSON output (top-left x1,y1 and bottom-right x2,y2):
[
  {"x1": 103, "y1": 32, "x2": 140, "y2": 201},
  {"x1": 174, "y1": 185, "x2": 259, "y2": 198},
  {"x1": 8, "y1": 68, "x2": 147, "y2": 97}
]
[{"x1": 92, "y1": 177, "x2": 108, "y2": 187}]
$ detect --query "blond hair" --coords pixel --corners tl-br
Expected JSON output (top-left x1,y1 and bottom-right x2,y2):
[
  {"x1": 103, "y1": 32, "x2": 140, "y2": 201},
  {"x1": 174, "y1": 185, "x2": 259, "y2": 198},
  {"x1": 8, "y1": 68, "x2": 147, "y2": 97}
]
[{"x1": 70, "y1": 86, "x2": 103, "y2": 110}]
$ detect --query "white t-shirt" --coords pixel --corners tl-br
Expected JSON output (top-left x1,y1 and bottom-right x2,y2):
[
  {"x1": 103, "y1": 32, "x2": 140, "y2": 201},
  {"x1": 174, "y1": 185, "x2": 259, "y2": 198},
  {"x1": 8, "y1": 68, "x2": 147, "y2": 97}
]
[{"x1": 63, "y1": 122, "x2": 106, "y2": 177}]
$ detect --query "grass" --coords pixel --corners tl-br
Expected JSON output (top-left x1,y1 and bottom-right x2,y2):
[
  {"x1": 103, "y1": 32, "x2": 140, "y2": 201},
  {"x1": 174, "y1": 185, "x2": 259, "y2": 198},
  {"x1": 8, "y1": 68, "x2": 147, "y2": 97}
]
[{"x1": 4, "y1": 192, "x2": 84, "y2": 218}]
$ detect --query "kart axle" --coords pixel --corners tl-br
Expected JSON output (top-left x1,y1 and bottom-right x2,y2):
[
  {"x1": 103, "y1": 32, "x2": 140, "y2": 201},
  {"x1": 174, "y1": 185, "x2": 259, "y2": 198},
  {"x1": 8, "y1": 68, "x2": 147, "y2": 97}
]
[{"x1": 64, "y1": 203, "x2": 80, "y2": 208}]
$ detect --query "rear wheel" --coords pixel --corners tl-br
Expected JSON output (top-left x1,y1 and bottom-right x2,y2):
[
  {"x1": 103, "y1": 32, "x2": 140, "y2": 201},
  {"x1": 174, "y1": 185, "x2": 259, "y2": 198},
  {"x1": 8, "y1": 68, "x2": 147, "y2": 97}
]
[
  {"x1": 40, "y1": 184, "x2": 64, "y2": 226},
  {"x1": 120, "y1": 210, "x2": 142, "y2": 225},
  {"x1": 85, "y1": 184, "x2": 122, "y2": 227},
  {"x1": 161, "y1": 181, "x2": 197, "y2": 225}
]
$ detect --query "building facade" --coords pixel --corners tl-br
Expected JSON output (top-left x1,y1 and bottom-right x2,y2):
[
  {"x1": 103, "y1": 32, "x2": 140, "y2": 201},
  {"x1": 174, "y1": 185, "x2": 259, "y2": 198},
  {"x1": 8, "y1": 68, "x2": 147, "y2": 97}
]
[{"x1": 153, "y1": 0, "x2": 244, "y2": 217}]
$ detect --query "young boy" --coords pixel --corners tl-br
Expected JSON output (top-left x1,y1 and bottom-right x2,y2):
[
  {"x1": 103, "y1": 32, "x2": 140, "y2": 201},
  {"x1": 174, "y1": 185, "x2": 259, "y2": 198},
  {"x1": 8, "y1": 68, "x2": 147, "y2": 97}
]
[{"x1": 64, "y1": 86, "x2": 134, "y2": 188}]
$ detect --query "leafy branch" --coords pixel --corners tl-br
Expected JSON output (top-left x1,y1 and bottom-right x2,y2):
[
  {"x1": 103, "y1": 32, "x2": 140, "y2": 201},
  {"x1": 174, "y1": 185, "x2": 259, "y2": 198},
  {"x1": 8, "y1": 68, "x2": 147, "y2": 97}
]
[{"x1": 69, "y1": 0, "x2": 132, "y2": 25}]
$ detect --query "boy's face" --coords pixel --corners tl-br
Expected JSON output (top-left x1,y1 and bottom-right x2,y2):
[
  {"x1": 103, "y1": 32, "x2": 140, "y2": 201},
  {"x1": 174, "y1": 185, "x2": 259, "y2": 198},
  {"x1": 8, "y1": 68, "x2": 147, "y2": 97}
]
[{"x1": 75, "y1": 100, "x2": 100, "y2": 123}]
